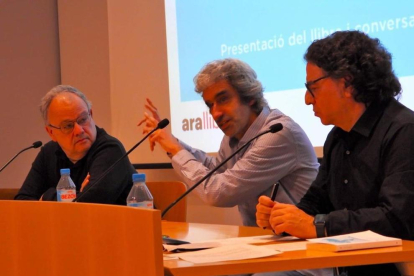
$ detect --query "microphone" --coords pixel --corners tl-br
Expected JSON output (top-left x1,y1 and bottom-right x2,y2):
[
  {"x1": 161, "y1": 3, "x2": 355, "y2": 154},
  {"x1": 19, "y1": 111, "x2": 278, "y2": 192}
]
[
  {"x1": 0, "y1": 141, "x2": 43, "y2": 173},
  {"x1": 73, "y1": 119, "x2": 170, "y2": 202},
  {"x1": 157, "y1": 118, "x2": 170, "y2": 129},
  {"x1": 32, "y1": 141, "x2": 43, "y2": 148},
  {"x1": 269, "y1": 123, "x2": 283, "y2": 133},
  {"x1": 161, "y1": 123, "x2": 283, "y2": 218}
]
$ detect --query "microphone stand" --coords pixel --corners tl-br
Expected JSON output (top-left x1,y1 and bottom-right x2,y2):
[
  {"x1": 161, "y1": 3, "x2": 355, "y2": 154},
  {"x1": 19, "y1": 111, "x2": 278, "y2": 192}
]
[
  {"x1": 0, "y1": 142, "x2": 42, "y2": 173},
  {"x1": 73, "y1": 119, "x2": 169, "y2": 202},
  {"x1": 161, "y1": 123, "x2": 283, "y2": 218}
]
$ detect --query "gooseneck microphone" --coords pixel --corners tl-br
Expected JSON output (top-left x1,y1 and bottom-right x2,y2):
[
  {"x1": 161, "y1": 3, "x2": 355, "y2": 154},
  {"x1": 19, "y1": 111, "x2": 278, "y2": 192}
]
[
  {"x1": 0, "y1": 141, "x2": 43, "y2": 173},
  {"x1": 73, "y1": 119, "x2": 169, "y2": 202},
  {"x1": 161, "y1": 123, "x2": 283, "y2": 218}
]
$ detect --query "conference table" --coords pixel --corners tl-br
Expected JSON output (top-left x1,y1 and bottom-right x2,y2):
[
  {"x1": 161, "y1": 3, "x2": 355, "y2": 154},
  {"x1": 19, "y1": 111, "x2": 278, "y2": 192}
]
[
  {"x1": 2, "y1": 200, "x2": 413, "y2": 276},
  {"x1": 162, "y1": 221, "x2": 414, "y2": 276}
]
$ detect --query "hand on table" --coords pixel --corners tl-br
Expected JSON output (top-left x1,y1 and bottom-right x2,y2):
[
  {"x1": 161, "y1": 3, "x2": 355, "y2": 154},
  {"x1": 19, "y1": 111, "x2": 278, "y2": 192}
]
[
  {"x1": 256, "y1": 195, "x2": 275, "y2": 229},
  {"x1": 256, "y1": 195, "x2": 317, "y2": 239}
]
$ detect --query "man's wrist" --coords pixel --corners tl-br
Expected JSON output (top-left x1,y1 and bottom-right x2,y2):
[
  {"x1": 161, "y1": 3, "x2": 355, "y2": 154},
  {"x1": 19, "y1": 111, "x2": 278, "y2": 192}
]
[
  {"x1": 313, "y1": 214, "x2": 327, "y2": 238},
  {"x1": 166, "y1": 145, "x2": 184, "y2": 158}
]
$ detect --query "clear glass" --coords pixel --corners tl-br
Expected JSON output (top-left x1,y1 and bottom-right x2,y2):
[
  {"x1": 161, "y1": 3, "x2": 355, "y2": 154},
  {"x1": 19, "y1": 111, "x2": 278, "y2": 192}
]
[
  {"x1": 305, "y1": 75, "x2": 329, "y2": 97},
  {"x1": 48, "y1": 111, "x2": 91, "y2": 134}
]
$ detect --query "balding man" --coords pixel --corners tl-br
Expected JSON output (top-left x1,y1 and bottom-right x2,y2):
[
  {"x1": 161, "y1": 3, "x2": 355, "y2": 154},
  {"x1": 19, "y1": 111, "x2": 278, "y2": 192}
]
[{"x1": 15, "y1": 85, "x2": 135, "y2": 204}]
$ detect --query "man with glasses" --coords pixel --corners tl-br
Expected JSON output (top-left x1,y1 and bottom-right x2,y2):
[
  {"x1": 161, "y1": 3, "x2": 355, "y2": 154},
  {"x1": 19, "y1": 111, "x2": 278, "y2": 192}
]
[
  {"x1": 15, "y1": 85, "x2": 135, "y2": 204},
  {"x1": 256, "y1": 31, "x2": 414, "y2": 276}
]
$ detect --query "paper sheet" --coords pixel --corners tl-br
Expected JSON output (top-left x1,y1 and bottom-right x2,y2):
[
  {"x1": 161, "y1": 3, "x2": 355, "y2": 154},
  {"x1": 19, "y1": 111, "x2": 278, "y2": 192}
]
[
  {"x1": 262, "y1": 241, "x2": 308, "y2": 252},
  {"x1": 164, "y1": 234, "x2": 298, "y2": 252},
  {"x1": 174, "y1": 244, "x2": 281, "y2": 264}
]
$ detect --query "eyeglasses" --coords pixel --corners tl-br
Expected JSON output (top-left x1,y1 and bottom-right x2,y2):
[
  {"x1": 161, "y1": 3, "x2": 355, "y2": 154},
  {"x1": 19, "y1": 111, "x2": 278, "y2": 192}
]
[
  {"x1": 48, "y1": 111, "x2": 91, "y2": 134},
  {"x1": 305, "y1": 75, "x2": 329, "y2": 98}
]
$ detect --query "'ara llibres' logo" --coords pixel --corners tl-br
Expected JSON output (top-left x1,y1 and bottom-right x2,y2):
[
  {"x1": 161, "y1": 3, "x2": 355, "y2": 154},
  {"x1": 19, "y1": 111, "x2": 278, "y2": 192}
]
[{"x1": 182, "y1": 111, "x2": 219, "y2": 131}]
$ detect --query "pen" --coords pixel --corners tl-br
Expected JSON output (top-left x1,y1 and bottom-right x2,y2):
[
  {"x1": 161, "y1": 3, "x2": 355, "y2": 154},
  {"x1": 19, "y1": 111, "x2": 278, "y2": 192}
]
[
  {"x1": 270, "y1": 182, "x2": 280, "y2": 201},
  {"x1": 269, "y1": 182, "x2": 289, "y2": 236}
]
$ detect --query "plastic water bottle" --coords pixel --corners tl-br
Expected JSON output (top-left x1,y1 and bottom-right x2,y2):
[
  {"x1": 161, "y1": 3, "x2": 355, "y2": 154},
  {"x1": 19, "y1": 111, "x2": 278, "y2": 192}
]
[
  {"x1": 56, "y1": 168, "x2": 76, "y2": 202},
  {"x1": 127, "y1": 173, "x2": 153, "y2": 209}
]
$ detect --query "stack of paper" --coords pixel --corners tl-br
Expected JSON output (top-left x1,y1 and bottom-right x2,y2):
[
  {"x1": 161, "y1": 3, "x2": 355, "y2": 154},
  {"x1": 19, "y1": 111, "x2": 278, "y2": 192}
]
[
  {"x1": 172, "y1": 244, "x2": 282, "y2": 264},
  {"x1": 163, "y1": 234, "x2": 293, "y2": 263}
]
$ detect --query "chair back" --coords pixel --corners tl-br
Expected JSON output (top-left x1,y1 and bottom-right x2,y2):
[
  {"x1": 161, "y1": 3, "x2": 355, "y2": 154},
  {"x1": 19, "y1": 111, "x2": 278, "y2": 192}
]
[
  {"x1": 146, "y1": 181, "x2": 187, "y2": 222},
  {"x1": 0, "y1": 188, "x2": 19, "y2": 200}
]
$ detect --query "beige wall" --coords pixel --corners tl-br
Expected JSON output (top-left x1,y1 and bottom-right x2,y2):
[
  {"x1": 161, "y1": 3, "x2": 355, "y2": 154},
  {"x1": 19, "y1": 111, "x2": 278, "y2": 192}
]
[
  {"x1": 0, "y1": 0, "x2": 242, "y2": 225},
  {"x1": 57, "y1": 0, "x2": 171, "y2": 164},
  {"x1": 0, "y1": 0, "x2": 60, "y2": 189},
  {"x1": 57, "y1": 0, "x2": 112, "y2": 131},
  {"x1": 57, "y1": 0, "x2": 242, "y2": 225}
]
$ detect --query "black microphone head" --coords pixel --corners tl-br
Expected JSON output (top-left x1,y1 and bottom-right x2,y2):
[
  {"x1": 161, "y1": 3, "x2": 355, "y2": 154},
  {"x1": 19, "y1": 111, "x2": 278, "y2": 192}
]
[
  {"x1": 269, "y1": 123, "x2": 283, "y2": 133},
  {"x1": 158, "y1": 118, "x2": 170, "y2": 129},
  {"x1": 32, "y1": 141, "x2": 43, "y2": 148}
]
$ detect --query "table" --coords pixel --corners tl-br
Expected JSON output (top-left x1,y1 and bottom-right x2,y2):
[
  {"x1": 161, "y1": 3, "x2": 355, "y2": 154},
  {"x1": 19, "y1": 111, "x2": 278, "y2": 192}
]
[
  {"x1": 162, "y1": 221, "x2": 414, "y2": 276},
  {"x1": 0, "y1": 201, "x2": 164, "y2": 276}
]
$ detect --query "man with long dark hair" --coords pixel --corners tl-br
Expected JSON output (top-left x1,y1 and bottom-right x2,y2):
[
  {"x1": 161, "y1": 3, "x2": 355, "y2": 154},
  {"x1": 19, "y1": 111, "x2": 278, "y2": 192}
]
[{"x1": 257, "y1": 31, "x2": 414, "y2": 276}]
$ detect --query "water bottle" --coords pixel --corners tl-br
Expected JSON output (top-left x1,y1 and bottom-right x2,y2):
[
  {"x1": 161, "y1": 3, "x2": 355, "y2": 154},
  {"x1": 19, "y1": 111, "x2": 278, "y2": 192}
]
[
  {"x1": 127, "y1": 173, "x2": 153, "y2": 209},
  {"x1": 56, "y1": 168, "x2": 76, "y2": 202}
]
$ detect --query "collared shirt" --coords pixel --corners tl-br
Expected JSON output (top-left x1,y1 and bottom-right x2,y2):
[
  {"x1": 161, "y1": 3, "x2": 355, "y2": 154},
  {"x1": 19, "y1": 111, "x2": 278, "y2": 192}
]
[
  {"x1": 172, "y1": 107, "x2": 319, "y2": 226},
  {"x1": 297, "y1": 98, "x2": 414, "y2": 240},
  {"x1": 15, "y1": 127, "x2": 136, "y2": 205},
  {"x1": 297, "y1": 98, "x2": 414, "y2": 276}
]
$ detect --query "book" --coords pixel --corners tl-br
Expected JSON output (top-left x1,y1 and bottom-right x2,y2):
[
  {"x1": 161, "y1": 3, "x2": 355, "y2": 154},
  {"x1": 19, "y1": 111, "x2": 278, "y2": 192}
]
[{"x1": 306, "y1": 230, "x2": 402, "y2": 252}]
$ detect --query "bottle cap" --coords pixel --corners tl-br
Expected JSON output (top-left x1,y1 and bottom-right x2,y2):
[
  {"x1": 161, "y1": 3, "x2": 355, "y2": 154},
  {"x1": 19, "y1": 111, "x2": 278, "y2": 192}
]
[
  {"x1": 60, "y1": 168, "x2": 70, "y2": 175},
  {"x1": 132, "y1": 173, "x2": 145, "y2": 182}
]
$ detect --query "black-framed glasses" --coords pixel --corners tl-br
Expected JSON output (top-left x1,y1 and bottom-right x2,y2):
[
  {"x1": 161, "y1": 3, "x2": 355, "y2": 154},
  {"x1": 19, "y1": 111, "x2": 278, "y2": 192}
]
[
  {"x1": 48, "y1": 111, "x2": 91, "y2": 134},
  {"x1": 305, "y1": 75, "x2": 329, "y2": 98}
]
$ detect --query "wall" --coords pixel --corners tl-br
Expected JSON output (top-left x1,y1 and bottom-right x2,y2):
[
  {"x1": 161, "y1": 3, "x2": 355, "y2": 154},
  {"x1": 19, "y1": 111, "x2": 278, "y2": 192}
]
[
  {"x1": 0, "y1": 0, "x2": 242, "y2": 225},
  {"x1": 0, "y1": 0, "x2": 60, "y2": 188},
  {"x1": 59, "y1": 0, "x2": 244, "y2": 225},
  {"x1": 57, "y1": 0, "x2": 112, "y2": 131}
]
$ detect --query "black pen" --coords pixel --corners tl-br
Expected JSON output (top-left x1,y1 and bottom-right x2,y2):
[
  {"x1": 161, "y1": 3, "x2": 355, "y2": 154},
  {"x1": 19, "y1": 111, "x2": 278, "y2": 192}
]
[
  {"x1": 270, "y1": 182, "x2": 280, "y2": 201},
  {"x1": 269, "y1": 182, "x2": 289, "y2": 236}
]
